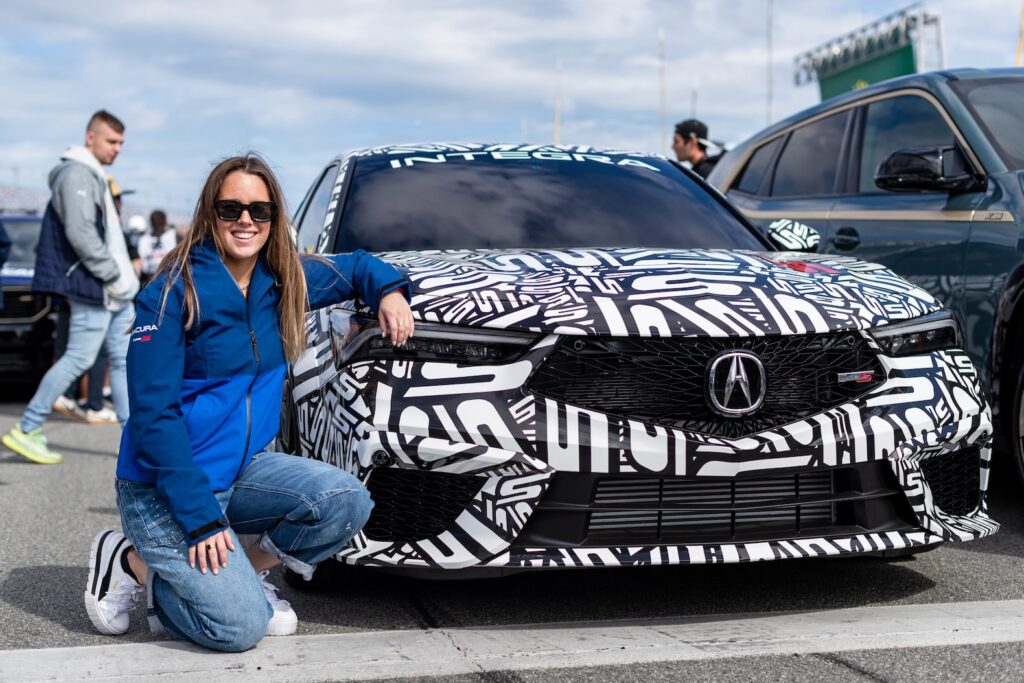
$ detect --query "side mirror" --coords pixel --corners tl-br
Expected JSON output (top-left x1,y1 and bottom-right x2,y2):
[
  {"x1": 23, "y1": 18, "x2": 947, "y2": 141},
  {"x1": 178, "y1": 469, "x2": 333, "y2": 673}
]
[
  {"x1": 767, "y1": 219, "x2": 821, "y2": 253},
  {"x1": 875, "y1": 146, "x2": 983, "y2": 193}
]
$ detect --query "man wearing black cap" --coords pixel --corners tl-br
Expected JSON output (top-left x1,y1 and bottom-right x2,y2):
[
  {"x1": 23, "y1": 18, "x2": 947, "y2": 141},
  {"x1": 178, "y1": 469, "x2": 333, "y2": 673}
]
[{"x1": 672, "y1": 118, "x2": 722, "y2": 179}]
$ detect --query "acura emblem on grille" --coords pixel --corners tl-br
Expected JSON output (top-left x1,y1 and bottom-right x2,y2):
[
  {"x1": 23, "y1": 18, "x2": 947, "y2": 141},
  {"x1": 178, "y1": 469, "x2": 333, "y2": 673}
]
[{"x1": 706, "y1": 350, "x2": 767, "y2": 417}]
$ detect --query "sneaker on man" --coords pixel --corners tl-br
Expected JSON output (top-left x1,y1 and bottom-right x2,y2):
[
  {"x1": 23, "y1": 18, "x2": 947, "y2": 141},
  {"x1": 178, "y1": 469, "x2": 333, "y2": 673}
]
[
  {"x1": 52, "y1": 395, "x2": 86, "y2": 422},
  {"x1": 1, "y1": 425, "x2": 63, "y2": 464},
  {"x1": 84, "y1": 406, "x2": 119, "y2": 425},
  {"x1": 259, "y1": 570, "x2": 298, "y2": 636},
  {"x1": 85, "y1": 530, "x2": 142, "y2": 635}
]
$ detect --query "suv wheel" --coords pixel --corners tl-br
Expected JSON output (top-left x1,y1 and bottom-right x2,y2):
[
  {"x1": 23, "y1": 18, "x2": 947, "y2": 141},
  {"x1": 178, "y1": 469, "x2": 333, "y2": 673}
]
[{"x1": 1012, "y1": 363, "x2": 1024, "y2": 484}]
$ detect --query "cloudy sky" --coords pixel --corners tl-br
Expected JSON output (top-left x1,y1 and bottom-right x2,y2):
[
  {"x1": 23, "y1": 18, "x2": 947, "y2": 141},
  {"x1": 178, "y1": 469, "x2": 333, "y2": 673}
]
[{"x1": 1, "y1": 0, "x2": 1021, "y2": 215}]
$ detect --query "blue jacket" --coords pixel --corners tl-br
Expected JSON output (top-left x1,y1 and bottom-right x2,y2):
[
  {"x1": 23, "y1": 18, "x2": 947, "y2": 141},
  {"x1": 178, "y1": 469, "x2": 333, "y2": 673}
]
[{"x1": 116, "y1": 240, "x2": 407, "y2": 544}]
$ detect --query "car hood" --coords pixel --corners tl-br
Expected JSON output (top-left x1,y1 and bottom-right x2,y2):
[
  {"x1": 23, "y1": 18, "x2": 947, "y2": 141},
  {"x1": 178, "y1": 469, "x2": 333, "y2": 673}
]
[{"x1": 379, "y1": 248, "x2": 941, "y2": 337}]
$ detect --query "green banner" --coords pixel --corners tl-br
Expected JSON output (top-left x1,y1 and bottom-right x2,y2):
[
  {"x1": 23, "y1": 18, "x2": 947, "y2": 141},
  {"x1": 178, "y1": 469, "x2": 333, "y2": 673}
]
[{"x1": 819, "y1": 44, "x2": 916, "y2": 100}]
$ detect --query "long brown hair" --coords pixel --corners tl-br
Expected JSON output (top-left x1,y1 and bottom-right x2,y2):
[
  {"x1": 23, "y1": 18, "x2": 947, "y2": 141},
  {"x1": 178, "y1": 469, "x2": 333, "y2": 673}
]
[{"x1": 157, "y1": 153, "x2": 308, "y2": 361}]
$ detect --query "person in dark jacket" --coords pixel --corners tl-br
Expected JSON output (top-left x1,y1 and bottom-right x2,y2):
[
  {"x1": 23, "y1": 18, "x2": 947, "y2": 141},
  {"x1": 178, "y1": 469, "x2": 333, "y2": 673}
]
[
  {"x1": 84, "y1": 154, "x2": 414, "y2": 650},
  {"x1": 672, "y1": 118, "x2": 723, "y2": 179},
  {"x1": 2, "y1": 110, "x2": 138, "y2": 464}
]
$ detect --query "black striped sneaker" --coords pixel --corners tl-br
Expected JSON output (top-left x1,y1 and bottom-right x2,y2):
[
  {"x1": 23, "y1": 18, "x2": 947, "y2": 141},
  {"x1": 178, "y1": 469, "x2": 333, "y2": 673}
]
[{"x1": 84, "y1": 530, "x2": 141, "y2": 635}]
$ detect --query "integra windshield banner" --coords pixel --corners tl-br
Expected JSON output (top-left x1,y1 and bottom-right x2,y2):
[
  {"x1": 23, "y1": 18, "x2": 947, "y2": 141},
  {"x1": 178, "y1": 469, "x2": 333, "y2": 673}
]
[{"x1": 383, "y1": 144, "x2": 663, "y2": 173}]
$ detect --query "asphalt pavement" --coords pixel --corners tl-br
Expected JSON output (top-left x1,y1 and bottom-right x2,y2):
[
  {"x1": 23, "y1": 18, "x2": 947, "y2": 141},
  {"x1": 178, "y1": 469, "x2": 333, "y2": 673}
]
[{"x1": 2, "y1": 386, "x2": 1024, "y2": 681}]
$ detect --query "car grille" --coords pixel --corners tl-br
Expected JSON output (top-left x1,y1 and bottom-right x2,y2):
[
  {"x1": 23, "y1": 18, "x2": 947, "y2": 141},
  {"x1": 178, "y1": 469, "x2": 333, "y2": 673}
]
[
  {"x1": 513, "y1": 462, "x2": 917, "y2": 548},
  {"x1": 527, "y1": 333, "x2": 883, "y2": 438},
  {"x1": 588, "y1": 473, "x2": 835, "y2": 538},
  {"x1": 363, "y1": 467, "x2": 484, "y2": 543},
  {"x1": 1, "y1": 287, "x2": 51, "y2": 322},
  {"x1": 919, "y1": 447, "x2": 981, "y2": 516}
]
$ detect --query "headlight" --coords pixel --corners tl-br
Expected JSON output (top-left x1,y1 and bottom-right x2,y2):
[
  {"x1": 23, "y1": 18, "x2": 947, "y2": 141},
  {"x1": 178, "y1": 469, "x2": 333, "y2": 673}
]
[
  {"x1": 329, "y1": 311, "x2": 537, "y2": 366},
  {"x1": 869, "y1": 311, "x2": 962, "y2": 357}
]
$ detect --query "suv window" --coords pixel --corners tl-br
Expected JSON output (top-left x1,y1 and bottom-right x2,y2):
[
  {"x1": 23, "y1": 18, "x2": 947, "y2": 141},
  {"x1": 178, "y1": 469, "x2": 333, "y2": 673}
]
[
  {"x1": 951, "y1": 78, "x2": 1024, "y2": 170},
  {"x1": 296, "y1": 165, "x2": 337, "y2": 254},
  {"x1": 771, "y1": 111, "x2": 849, "y2": 197},
  {"x1": 734, "y1": 136, "x2": 784, "y2": 196},
  {"x1": 858, "y1": 95, "x2": 955, "y2": 192}
]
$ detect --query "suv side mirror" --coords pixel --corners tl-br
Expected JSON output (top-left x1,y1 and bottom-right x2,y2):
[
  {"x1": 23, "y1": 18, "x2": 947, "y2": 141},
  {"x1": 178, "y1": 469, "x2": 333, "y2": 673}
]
[
  {"x1": 875, "y1": 146, "x2": 983, "y2": 193},
  {"x1": 766, "y1": 219, "x2": 821, "y2": 253}
]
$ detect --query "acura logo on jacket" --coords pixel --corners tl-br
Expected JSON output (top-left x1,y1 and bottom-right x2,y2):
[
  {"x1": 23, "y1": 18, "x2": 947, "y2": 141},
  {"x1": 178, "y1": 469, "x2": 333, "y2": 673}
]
[
  {"x1": 706, "y1": 350, "x2": 766, "y2": 416},
  {"x1": 131, "y1": 324, "x2": 158, "y2": 343}
]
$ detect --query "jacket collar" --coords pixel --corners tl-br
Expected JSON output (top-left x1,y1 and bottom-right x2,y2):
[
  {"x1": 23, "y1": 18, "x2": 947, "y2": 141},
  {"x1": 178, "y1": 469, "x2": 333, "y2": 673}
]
[{"x1": 191, "y1": 239, "x2": 277, "y2": 300}]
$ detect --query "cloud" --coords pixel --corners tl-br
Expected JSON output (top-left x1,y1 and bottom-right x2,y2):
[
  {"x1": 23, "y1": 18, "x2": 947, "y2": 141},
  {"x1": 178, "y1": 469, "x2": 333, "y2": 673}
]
[{"x1": 0, "y1": 0, "x2": 1020, "y2": 209}]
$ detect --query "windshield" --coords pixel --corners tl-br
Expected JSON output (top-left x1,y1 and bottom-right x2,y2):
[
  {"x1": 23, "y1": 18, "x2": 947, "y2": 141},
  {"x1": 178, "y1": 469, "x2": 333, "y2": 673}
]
[
  {"x1": 0, "y1": 217, "x2": 42, "y2": 267},
  {"x1": 952, "y1": 77, "x2": 1024, "y2": 170},
  {"x1": 336, "y1": 149, "x2": 764, "y2": 252}
]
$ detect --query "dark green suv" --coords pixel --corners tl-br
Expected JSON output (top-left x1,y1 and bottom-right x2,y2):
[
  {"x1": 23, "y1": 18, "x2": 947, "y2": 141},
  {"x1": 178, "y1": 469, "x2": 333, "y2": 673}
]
[{"x1": 708, "y1": 68, "x2": 1024, "y2": 480}]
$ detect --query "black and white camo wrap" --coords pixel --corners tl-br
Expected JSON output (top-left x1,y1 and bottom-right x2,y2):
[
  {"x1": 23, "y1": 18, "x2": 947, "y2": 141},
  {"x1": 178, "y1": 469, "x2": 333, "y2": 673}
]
[
  {"x1": 767, "y1": 218, "x2": 822, "y2": 252},
  {"x1": 285, "y1": 246, "x2": 998, "y2": 570}
]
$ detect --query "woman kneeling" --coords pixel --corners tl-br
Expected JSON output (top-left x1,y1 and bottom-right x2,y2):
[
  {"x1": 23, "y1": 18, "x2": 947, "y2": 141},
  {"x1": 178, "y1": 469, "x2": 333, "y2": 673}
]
[{"x1": 84, "y1": 154, "x2": 413, "y2": 651}]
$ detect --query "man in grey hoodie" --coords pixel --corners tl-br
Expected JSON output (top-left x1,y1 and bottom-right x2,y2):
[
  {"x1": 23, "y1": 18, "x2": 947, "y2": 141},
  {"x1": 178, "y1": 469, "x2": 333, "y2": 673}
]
[{"x1": 2, "y1": 110, "x2": 139, "y2": 465}]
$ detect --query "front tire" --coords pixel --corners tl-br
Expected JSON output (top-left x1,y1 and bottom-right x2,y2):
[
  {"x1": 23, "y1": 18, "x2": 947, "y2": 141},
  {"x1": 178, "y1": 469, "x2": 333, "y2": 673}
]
[
  {"x1": 1011, "y1": 363, "x2": 1024, "y2": 485},
  {"x1": 278, "y1": 375, "x2": 298, "y2": 455}
]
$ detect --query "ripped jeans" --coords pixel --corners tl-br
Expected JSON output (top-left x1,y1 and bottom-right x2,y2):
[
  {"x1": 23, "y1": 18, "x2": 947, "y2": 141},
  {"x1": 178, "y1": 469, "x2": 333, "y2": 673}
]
[{"x1": 116, "y1": 452, "x2": 373, "y2": 652}]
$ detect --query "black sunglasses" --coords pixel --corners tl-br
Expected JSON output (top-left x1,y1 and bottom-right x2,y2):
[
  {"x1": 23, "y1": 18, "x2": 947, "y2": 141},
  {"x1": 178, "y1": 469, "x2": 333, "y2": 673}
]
[{"x1": 214, "y1": 200, "x2": 277, "y2": 222}]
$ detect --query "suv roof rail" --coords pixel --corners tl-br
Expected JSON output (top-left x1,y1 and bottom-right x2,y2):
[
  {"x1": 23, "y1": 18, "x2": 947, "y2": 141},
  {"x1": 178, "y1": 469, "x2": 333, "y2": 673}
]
[{"x1": 0, "y1": 208, "x2": 41, "y2": 215}]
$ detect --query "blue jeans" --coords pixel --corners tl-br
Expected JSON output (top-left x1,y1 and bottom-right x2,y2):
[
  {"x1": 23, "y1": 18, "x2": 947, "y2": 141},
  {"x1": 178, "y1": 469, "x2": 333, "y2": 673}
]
[
  {"x1": 116, "y1": 452, "x2": 373, "y2": 652},
  {"x1": 55, "y1": 306, "x2": 108, "y2": 410},
  {"x1": 22, "y1": 299, "x2": 133, "y2": 432}
]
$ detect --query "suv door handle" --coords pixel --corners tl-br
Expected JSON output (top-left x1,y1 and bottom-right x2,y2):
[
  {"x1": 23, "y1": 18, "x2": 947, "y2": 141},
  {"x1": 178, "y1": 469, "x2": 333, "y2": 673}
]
[{"x1": 830, "y1": 227, "x2": 860, "y2": 251}]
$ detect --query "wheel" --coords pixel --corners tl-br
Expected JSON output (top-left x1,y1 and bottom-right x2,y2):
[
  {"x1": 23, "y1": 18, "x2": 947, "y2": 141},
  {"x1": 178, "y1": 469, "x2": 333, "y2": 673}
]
[
  {"x1": 278, "y1": 375, "x2": 298, "y2": 454},
  {"x1": 1011, "y1": 362, "x2": 1024, "y2": 485}
]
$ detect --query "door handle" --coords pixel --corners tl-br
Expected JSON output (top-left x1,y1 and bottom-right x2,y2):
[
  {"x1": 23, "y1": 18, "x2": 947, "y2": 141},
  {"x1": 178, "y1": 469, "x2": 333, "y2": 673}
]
[{"x1": 830, "y1": 227, "x2": 860, "y2": 251}]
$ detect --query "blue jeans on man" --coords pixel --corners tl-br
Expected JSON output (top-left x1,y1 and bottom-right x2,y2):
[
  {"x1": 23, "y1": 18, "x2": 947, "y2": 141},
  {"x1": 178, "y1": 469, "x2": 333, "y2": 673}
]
[
  {"x1": 54, "y1": 304, "x2": 110, "y2": 413},
  {"x1": 21, "y1": 299, "x2": 132, "y2": 432},
  {"x1": 117, "y1": 452, "x2": 373, "y2": 651}
]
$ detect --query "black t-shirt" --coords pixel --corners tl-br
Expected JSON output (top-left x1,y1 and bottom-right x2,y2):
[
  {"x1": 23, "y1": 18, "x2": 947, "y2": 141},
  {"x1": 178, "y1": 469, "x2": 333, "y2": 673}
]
[
  {"x1": 692, "y1": 153, "x2": 722, "y2": 179},
  {"x1": 126, "y1": 234, "x2": 139, "y2": 261}
]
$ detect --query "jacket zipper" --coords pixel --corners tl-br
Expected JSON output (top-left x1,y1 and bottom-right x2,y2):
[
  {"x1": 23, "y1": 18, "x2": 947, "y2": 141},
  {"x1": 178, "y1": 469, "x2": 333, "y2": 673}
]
[{"x1": 235, "y1": 296, "x2": 262, "y2": 480}]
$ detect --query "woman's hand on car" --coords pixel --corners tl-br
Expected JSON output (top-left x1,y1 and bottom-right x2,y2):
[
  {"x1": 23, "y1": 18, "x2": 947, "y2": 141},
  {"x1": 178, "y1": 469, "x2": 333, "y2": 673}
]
[
  {"x1": 379, "y1": 291, "x2": 415, "y2": 346},
  {"x1": 189, "y1": 529, "x2": 236, "y2": 575}
]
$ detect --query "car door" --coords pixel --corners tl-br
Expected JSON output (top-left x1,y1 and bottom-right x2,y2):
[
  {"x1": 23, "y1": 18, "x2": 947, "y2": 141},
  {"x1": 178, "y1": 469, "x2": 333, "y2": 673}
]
[
  {"x1": 726, "y1": 109, "x2": 852, "y2": 249},
  {"x1": 824, "y1": 92, "x2": 987, "y2": 318}
]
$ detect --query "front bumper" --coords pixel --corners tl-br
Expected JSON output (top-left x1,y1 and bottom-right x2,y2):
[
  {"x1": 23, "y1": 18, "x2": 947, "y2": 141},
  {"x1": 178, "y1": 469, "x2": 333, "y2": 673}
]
[{"x1": 289, "y1": 316, "x2": 998, "y2": 571}]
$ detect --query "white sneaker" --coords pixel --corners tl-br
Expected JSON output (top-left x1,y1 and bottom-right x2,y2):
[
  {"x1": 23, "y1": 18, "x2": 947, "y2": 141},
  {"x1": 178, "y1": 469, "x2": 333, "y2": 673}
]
[
  {"x1": 85, "y1": 530, "x2": 142, "y2": 635},
  {"x1": 52, "y1": 395, "x2": 86, "y2": 421},
  {"x1": 84, "y1": 406, "x2": 119, "y2": 425},
  {"x1": 259, "y1": 570, "x2": 297, "y2": 636}
]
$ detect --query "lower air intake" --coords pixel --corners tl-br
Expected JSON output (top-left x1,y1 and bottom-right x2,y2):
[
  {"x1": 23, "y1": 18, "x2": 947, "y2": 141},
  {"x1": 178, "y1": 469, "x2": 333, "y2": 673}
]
[
  {"x1": 514, "y1": 462, "x2": 918, "y2": 548},
  {"x1": 919, "y1": 447, "x2": 981, "y2": 516},
  {"x1": 363, "y1": 467, "x2": 484, "y2": 543}
]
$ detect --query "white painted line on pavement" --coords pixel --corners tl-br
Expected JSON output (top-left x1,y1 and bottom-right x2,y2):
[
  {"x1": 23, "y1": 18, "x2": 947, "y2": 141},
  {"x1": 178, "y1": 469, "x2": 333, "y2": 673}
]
[{"x1": 4, "y1": 598, "x2": 1024, "y2": 682}]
